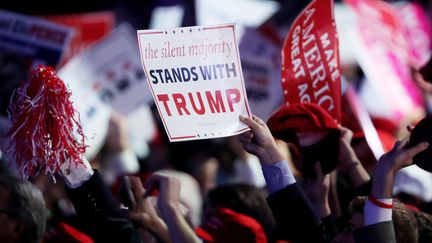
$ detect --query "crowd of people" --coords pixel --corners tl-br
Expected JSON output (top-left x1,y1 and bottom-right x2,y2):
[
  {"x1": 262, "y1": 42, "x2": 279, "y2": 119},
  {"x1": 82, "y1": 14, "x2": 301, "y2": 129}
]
[
  {"x1": 1, "y1": 92, "x2": 432, "y2": 243},
  {"x1": 1, "y1": 1, "x2": 432, "y2": 243},
  {"x1": 0, "y1": 99, "x2": 432, "y2": 242}
]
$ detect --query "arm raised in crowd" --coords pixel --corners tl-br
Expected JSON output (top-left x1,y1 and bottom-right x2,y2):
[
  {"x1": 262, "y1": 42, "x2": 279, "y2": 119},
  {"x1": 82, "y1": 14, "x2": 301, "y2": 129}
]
[
  {"x1": 60, "y1": 158, "x2": 143, "y2": 243},
  {"x1": 337, "y1": 126, "x2": 370, "y2": 189},
  {"x1": 304, "y1": 162, "x2": 331, "y2": 219},
  {"x1": 239, "y1": 114, "x2": 328, "y2": 243},
  {"x1": 371, "y1": 139, "x2": 428, "y2": 199},
  {"x1": 335, "y1": 126, "x2": 372, "y2": 220},
  {"x1": 303, "y1": 163, "x2": 339, "y2": 240},
  {"x1": 239, "y1": 115, "x2": 285, "y2": 167},
  {"x1": 127, "y1": 176, "x2": 171, "y2": 243},
  {"x1": 353, "y1": 139, "x2": 429, "y2": 243},
  {"x1": 144, "y1": 174, "x2": 201, "y2": 243}
]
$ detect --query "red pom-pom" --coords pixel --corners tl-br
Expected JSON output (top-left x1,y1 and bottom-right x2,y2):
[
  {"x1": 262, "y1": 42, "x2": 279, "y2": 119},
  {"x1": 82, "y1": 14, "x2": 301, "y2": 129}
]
[{"x1": 7, "y1": 65, "x2": 86, "y2": 179}]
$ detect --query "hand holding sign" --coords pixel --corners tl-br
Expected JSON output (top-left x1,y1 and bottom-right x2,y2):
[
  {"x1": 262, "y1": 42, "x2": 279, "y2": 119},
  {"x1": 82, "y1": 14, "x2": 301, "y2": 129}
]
[
  {"x1": 137, "y1": 24, "x2": 251, "y2": 142},
  {"x1": 239, "y1": 115, "x2": 284, "y2": 166}
]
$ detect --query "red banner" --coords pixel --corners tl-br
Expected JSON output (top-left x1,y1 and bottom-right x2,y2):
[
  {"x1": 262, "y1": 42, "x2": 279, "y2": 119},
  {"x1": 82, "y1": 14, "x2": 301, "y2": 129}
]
[
  {"x1": 281, "y1": 0, "x2": 341, "y2": 121},
  {"x1": 44, "y1": 12, "x2": 115, "y2": 67}
]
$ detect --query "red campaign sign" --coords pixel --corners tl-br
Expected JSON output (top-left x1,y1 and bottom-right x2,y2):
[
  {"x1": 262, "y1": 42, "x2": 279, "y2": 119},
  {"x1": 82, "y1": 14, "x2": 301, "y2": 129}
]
[
  {"x1": 44, "y1": 12, "x2": 115, "y2": 67},
  {"x1": 281, "y1": 0, "x2": 341, "y2": 121}
]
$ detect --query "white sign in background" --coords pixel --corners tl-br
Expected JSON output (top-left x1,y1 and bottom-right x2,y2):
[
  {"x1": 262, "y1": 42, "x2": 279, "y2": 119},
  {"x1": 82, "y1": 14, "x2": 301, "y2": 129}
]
[
  {"x1": 137, "y1": 24, "x2": 251, "y2": 142},
  {"x1": 60, "y1": 24, "x2": 152, "y2": 116},
  {"x1": 240, "y1": 27, "x2": 283, "y2": 122},
  {"x1": 59, "y1": 72, "x2": 111, "y2": 161},
  {"x1": 59, "y1": 25, "x2": 155, "y2": 159}
]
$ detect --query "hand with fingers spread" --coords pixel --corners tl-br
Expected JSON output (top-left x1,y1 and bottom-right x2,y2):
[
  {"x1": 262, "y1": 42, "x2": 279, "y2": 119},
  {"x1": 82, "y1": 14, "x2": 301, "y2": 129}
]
[
  {"x1": 126, "y1": 176, "x2": 171, "y2": 243},
  {"x1": 303, "y1": 162, "x2": 331, "y2": 218},
  {"x1": 372, "y1": 139, "x2": 429, "y2": 198},
  {"x1": 239, "y1": 115, "x2": 284, "y2": 166},
  {"x1": 144, "y1": 174, "x2": 201, "y2": 243},
  {"x1": 144, "y1": 174, "x2": 181, "y2": 218}
]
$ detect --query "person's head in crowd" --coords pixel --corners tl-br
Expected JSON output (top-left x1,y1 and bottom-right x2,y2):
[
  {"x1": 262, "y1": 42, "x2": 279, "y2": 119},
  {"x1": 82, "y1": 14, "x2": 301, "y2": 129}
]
[
  {"x1": 196, "y1": 207, "x2": 268, "y2": 243},
  {"x1": 267, "y1": 102, "x2": 340, "y2": 178},
  {"x1": 203, "y1": 183, "x2": 276, "y2": 241},
  {"x1": 414, "y1": 210, "x2": 432, "y2": 243},
  {"x1": 332, "y1": 196, "x2": 426, "y2": 243},
  {"x1": 217, "y1": 137, "x2": 248, "y2": 177},
  {"x1": 168, "y1": 140, "x2": 221, "y2": 195},
  {"x1": 0, "y1": 174, "x2": 49, "y2": 243}
]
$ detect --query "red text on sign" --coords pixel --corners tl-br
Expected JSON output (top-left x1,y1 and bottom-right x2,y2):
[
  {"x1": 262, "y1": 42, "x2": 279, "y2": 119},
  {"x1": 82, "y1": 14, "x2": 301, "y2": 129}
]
[{"x1": 156, "y1": 88, "x2": 242, "y2": 116}]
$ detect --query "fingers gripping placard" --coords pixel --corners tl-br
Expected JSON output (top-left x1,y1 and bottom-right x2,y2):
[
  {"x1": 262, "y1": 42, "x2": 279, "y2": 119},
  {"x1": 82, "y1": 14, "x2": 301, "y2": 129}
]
[{"x1": 137, "y1": 24, "x2": 251, "y2": 142}]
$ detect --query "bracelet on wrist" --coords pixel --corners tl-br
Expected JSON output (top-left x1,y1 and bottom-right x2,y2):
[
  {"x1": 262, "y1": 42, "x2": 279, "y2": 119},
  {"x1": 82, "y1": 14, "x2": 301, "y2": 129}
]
[{"x1": 368, "y1": 194, "x2": 393, "y2": 209}]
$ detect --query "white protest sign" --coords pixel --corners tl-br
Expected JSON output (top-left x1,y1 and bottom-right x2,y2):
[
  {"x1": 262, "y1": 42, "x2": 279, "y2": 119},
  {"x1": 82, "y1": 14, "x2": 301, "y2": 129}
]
[
  {"x1": 59, "y1": 24, "x2": 152, "y2": 115},
  {"x1": 137, "y1": 24, "x2": 251, "y2": 142},
  {"x1": 58, "y1": 66, "x2": 111, "y2": 161},
  {"x1": 240, "y1": 27, "x2": 283, "y2": 121}
]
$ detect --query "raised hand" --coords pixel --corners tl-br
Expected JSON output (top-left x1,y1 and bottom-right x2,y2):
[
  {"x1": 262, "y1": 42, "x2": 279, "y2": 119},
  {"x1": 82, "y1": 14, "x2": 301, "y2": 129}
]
[
  {"x1": 127, "y1": 176, "x2": 170, "y2": 243},
  {"x1": 337, "y1": 125, "x2": 358, "y2": 173},
  {"x1": 144, "y1": 174, "x2": 181, "y2": 217},
  {"x1": 144, "y1": 174, "x2": 201, "y2": 243},
  {"x1": 303, "y1": 162, "x2": 331, "y2": 218},
  {"x1": 337, "y1": 126, "x2": 370, "y2": 188},
  {"x1": 239, "y1": 115, "x2": 284, "y2": 166},
  {"x1": 372, "y1": 139, "x2": 428, "y2": 198}
]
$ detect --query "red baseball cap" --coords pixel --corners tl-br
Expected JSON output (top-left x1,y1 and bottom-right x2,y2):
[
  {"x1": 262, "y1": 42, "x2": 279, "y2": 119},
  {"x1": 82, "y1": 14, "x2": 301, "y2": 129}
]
[
  {"x1": 195, "y1": 207, "x2": 267, "y2": 243},
  {"x1": 267, "y1": 103, "x2": 341, "y2": 176},
  {"x1": 267, "y1": 103, "x2": 339, "y2": 143}
]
